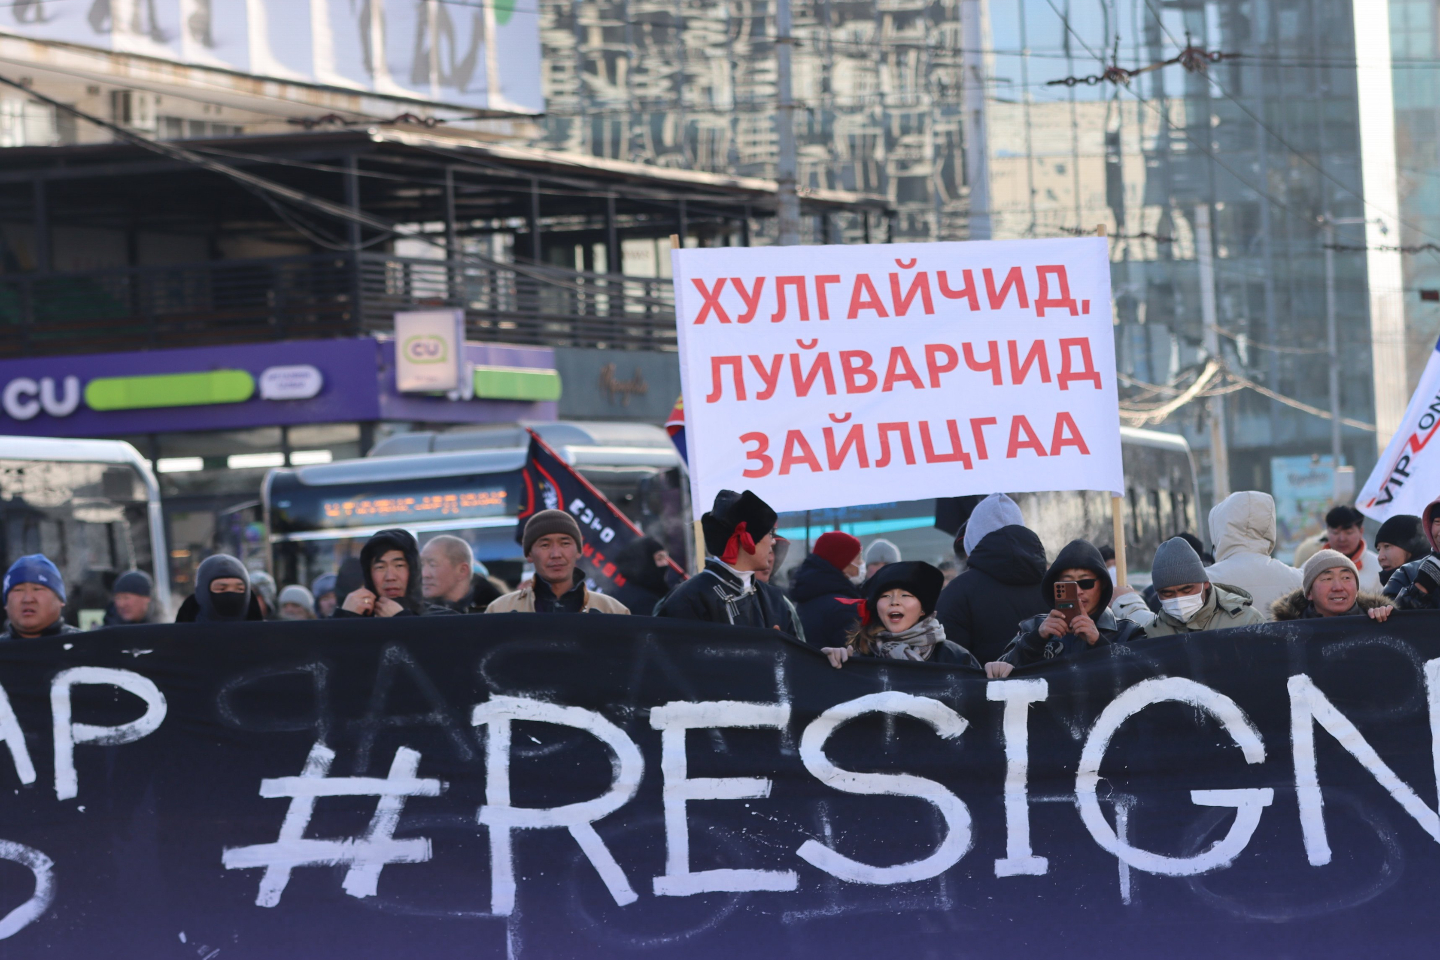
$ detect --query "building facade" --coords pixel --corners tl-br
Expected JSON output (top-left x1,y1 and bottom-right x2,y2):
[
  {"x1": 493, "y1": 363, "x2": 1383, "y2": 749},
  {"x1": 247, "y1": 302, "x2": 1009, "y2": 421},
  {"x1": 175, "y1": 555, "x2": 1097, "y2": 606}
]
[{"x1": 978, "y1": 0, "x2": 1415, "y2": 526}]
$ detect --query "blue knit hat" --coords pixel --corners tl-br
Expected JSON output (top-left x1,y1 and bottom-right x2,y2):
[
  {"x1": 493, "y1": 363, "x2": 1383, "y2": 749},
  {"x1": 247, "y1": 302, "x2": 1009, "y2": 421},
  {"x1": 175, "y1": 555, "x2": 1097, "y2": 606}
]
[{"x1": 4, "y1": 555, "x2": 66, "y2": 603}]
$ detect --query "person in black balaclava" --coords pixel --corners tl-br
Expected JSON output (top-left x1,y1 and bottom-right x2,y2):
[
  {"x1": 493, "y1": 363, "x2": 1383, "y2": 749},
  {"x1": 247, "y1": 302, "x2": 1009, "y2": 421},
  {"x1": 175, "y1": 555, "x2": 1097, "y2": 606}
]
[
  {"x1": 336, "y1": 528, "x2": 424, "y2": 618},
  {"x1": 175, "y1": 554, "x2": 265, "y2": 622},
  {"x1": 612, "y1": 536, "x2": 673, "y2": 616}
]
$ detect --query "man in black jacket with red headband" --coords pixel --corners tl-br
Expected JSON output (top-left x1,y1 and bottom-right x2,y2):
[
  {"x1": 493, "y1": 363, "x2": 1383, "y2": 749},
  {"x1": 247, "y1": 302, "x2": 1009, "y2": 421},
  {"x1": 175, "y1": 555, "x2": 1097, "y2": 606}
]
[{"x1": 655, "y1": 489, "x2": 804, "y2": 638}]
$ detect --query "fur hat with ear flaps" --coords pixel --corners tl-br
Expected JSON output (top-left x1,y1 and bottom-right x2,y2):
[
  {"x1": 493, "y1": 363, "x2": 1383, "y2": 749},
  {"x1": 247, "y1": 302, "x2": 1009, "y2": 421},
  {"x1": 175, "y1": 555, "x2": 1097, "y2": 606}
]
[
  {"x1": 701, "y1": 489, "x2": 777, "y2": 564},
  {"x1": 858, "y1": 561, "x2": 946, "y2": 625}
]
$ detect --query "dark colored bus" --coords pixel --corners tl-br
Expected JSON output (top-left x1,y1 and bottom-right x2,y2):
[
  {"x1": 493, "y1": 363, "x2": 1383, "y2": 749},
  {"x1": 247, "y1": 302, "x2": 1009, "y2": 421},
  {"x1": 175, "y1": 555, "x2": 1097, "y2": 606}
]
[{"x1": 264, "y1": 422, "x2": 690, "y2": 588}]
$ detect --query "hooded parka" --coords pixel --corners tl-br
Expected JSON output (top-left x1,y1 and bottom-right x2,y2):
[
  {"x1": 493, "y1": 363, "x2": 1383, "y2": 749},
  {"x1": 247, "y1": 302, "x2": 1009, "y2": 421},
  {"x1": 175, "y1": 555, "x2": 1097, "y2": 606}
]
[
  {"x1": 610, "y1": 536, "x2": 673, "y2": 616},
  {"x1": 1384, "y1": 496, "x2": 1440, "y2": 610},
  {"x1": 1203, "y1": 492, "x2": 1302, "y2": 619},
  {"x1": 334, "y1": 528, "x2": 425, "y2": 618},
  {"x1": 997, "y1": 540, "x2": 1143, "y2": 667},
  {"x1": 935, "y1": 524, "x2": 1049, "y2": 664},
  {"x1": 789, "y1": 552, "x2": 863, "y2": 648},
  {"x1": 175, "y1": 554, "x2": 265, "y2": 623}
]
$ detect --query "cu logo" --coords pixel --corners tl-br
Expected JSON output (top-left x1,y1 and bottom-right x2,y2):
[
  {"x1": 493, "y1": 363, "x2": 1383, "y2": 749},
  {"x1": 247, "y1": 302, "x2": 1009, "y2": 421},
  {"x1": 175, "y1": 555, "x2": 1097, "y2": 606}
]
[{"x1": 403, "y1": 336, "x2": 449, "y2": 364}]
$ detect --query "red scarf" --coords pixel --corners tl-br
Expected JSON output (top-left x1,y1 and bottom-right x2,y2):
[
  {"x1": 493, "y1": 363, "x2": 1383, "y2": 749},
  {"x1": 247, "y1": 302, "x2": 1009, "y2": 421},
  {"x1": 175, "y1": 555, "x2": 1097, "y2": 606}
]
[
  {"x1": 836, "y1": 597, "x2": 869, "y2": 625},
  {"x1": 1346, "y1": 542, "x2": 1365, "y2": 571},
  {"x1": 720, "y1": 522, "x2": 755, "y2": 565}
]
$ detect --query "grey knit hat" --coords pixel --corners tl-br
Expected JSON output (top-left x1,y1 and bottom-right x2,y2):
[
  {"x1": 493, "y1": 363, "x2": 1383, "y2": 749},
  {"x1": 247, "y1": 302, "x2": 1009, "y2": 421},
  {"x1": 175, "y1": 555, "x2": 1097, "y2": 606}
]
[
  {"x1": 864, "y1": 538, "x2": 901, "y2": 565},
  {"x1": 522, "y1": 509, "x2": 584, "y2": 554},
  {"x1": 1151, "y1": 537, "x2": 1209, "y2": 591},
  {"x1": 1302, "y1": 549, "x2": 1359, "y2": 597}
]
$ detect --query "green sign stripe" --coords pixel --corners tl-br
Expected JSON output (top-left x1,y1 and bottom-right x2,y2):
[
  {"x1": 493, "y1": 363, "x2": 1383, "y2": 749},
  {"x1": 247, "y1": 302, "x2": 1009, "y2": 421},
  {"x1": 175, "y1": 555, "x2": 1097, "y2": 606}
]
[
  {"x1": 85, "y1": 370, "x2": 256, "y2": 411},
  {"x1": 473, "y1": 366, "x2": 562, "y2": 402}
]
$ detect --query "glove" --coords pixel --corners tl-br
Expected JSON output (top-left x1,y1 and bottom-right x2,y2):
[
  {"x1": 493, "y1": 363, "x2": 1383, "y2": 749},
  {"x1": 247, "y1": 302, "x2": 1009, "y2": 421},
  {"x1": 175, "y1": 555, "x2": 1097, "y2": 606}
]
[{"x1": 1414, "y1": 556, "x2": 1440, "y2": 596}]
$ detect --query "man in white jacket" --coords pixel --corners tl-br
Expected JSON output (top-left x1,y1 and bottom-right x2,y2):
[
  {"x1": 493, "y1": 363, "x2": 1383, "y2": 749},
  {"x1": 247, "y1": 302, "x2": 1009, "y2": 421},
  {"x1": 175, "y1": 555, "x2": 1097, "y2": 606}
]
[{"x1": 1204, "y1": 491, "x2": 1302, "y2": 620}]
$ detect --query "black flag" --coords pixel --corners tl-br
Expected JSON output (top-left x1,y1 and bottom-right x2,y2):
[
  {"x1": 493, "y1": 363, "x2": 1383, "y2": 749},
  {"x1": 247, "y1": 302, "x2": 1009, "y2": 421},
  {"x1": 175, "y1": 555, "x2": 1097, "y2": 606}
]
[{"x1": 516, "y1": 428, "x2": 682, "y2": 591}]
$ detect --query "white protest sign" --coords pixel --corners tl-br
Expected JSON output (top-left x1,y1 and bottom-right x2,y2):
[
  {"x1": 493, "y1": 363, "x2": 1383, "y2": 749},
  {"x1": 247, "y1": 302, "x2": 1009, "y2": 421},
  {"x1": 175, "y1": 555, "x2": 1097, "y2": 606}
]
[
  {"x1": 1359, "y1": 336, "x2": 1440, "y2": 520},
  {"x1": 672, "y1": 239, "x2": 1123, "y2": 517}
]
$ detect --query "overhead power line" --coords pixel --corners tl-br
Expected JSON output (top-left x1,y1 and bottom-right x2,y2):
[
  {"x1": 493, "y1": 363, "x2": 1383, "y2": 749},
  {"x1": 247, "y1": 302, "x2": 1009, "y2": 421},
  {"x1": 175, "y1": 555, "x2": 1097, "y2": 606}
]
[{"x1": 1047, "y1": 37, "x2": 1236, "y2": 87}]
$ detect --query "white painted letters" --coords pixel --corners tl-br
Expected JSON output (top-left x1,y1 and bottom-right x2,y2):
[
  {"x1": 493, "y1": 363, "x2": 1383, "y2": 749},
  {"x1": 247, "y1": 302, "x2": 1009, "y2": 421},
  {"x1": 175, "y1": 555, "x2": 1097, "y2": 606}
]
[
  {"x1": 0, "y1": 841, "x2": 53, "y2": 940},
  {"x1": 0, "y1": 680, "x2": 35, "y2": 788},
  {"x1": 1289, "y1": 659, "x2": 1440, "y2": 866},
  {"x1": 1076, "y1": 676, "x2": 1273, "y2": 876},
  {"x1": 649, "y1": 700, "x2": 797, "y2": 896},
  {"x1": 51, "y1": 667, "x2": 167, "y2": 801},
  {"x1": 472, "y1": 695, "x2": 643, "y2": 916},
  {"x1": 988, "y1": 679, "x2": 1049, "y2": 877},
  {"x1": 796, "y1": 691, "x2": 972, "y2": 884}
]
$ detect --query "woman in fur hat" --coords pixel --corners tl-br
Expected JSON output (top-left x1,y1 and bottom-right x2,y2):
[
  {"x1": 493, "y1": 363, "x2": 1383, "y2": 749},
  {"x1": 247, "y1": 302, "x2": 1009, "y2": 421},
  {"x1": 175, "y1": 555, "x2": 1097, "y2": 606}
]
[{"x1": 821, "y1": 561, "x2": 980, "y2": 669}]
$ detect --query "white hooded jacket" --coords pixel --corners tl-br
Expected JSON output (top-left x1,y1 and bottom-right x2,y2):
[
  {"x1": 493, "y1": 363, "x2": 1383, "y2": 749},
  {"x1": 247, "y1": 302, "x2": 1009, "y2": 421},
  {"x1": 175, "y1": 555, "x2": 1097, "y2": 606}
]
[{"x1": 1204, "y1": 491, "x2": 1302, "y2": 620}]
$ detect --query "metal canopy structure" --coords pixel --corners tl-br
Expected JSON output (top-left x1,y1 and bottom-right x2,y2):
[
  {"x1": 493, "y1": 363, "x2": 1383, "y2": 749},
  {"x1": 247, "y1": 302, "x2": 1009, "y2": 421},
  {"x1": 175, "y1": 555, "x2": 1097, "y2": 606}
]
[{"x1": 0, "y1": 128, "x2": 891, "y2": 357}]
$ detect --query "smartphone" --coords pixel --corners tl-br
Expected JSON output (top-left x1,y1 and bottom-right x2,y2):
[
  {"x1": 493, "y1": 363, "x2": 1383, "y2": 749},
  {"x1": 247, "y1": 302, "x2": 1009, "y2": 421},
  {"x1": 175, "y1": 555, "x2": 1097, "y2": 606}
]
[{"x1": 1054, "y1": 581, "x2": 1080, "y2": 624}]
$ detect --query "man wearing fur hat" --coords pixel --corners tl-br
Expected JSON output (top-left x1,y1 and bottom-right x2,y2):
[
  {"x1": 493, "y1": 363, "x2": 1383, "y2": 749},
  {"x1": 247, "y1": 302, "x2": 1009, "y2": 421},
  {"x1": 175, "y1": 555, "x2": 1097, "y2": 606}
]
[{"x1": 654, "y1": 489, "x2": 803, "y2": 636}]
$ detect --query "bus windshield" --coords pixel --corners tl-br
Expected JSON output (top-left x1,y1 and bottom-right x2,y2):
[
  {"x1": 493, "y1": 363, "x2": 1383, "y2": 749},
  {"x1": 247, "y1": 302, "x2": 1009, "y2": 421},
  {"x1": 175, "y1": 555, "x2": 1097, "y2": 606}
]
[
  {"x1": 0, "y1": 445, "x2": 166, "y2": 622},
  {"x1": 265, "y1": 429, "x2": 692, "y2": 590}
]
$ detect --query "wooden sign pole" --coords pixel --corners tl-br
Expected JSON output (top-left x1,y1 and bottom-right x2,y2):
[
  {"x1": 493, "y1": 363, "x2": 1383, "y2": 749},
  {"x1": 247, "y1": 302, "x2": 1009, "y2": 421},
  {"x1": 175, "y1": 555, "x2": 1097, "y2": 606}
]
[
  {"x1": 1095, "y1": 223, "x2": 1128, "y2": 589},
  {"x1": 672, "y1": 233, "x2": 707, "y2": 575}
]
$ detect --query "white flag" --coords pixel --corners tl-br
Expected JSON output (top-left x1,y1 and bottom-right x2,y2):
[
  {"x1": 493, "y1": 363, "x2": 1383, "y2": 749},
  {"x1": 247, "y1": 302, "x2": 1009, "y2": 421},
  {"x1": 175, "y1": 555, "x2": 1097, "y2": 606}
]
[{"x1": 1359, "y1": 337, "x2": 1440, "y2": 521}]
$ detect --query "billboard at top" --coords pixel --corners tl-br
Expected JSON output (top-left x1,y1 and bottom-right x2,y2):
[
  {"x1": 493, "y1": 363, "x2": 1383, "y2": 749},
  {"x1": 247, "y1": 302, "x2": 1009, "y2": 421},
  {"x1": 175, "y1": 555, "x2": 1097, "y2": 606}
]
[{"x1": 0, "y1": 0, "x2": 541, "y2": 114}]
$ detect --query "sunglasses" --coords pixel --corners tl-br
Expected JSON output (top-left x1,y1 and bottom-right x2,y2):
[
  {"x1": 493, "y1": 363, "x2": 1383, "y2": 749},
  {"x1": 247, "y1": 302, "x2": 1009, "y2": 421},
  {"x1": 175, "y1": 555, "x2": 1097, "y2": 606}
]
[{"x1": 1067, "y1": 579, "x2": 1099, "y2": 591}]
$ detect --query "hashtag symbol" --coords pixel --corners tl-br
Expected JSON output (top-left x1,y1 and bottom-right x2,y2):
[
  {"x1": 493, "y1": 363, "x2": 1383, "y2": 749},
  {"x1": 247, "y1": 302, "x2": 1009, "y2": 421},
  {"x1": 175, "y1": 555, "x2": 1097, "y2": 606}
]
[{"x1": 222, "y1": 742, "x2": 445, "y2": 907}]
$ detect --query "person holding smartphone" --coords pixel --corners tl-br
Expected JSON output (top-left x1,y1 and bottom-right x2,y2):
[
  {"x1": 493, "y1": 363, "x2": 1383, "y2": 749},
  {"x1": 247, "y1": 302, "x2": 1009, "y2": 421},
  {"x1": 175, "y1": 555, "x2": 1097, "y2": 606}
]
[{"x1": 986, "y1": 540, "x2": 1143, "y2": 677}]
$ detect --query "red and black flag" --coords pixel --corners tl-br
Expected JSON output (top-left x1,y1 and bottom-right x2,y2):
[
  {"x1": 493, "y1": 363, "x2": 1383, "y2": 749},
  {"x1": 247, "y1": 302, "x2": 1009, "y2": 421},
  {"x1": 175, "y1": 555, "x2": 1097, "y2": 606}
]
[{"x1": 516, "y1": 428, "x2": 683, "y2": 592}]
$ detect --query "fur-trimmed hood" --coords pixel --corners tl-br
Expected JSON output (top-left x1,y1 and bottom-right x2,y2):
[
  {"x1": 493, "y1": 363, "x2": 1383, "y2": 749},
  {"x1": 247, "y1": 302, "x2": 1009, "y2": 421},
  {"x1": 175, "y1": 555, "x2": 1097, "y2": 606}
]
[{"x1": 1271, "y1": 588, "x2": 1391, "y2": 622}]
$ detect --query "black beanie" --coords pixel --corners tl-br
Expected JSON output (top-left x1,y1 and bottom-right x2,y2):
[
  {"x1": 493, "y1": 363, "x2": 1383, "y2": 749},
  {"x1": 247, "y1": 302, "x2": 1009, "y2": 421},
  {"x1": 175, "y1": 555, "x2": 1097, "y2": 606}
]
[{"x1": 1375, "y1": 514, "x2": 1430, "y2": 561}]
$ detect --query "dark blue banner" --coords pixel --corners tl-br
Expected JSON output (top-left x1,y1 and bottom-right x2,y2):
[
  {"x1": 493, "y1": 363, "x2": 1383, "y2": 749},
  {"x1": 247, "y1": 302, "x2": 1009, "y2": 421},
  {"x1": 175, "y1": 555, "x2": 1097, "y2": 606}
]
[{"x1": 0, "y1": 613, "x2": 1437, "y2": 957}]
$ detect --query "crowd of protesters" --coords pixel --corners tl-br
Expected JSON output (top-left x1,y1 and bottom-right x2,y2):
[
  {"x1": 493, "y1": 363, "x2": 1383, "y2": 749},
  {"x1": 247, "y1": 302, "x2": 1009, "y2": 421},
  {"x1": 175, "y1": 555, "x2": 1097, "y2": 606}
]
[{"x1": 3, "y1": 485, "x2": 1434, "y2": 672}]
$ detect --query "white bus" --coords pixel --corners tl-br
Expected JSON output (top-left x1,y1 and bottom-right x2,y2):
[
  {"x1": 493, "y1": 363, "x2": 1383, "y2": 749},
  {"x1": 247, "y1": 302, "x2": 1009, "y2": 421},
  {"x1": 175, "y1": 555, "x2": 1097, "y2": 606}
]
[
  {"x1": 773, "y1": 425, "x2": 1201, "y2": 581},
  {"x1": 0, "y1": 436, "x2": 171, "y2": 619}
]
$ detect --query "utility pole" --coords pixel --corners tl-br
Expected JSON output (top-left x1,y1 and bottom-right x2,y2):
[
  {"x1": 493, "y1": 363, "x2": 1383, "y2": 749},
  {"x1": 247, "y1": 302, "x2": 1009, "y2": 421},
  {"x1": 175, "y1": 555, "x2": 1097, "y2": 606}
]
[
  {"x1": 1322, "y1": 217, "x2": 1343, "y2": 481},
  {"x1": 775, "y1": 0, "x2": 800, "y2": 245},
  {"x1": 1196, "y1": 204, "x2": 1230, "y2": 502}
]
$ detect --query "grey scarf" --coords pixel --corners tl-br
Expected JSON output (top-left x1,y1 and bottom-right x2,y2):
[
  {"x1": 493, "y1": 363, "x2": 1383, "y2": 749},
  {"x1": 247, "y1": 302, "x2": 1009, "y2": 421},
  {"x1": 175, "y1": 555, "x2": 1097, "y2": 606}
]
[{"x1": 871, "y1": 615, "x2": 947, "y2": 662}]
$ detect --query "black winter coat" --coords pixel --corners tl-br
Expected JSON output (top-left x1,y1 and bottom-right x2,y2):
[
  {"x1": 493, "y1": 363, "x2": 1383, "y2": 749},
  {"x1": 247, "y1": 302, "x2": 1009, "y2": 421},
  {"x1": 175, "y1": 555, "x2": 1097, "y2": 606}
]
[
  {"x1": 996, "y1": 538, "x2": 1142, "y2": 667},
  {"x1": 333, "y1": 528, "x2": 424, "y2": 618},
  {"x1": 934, "y1": 524, "x2": 1048, "y2": 664},
  {"x1": 424, "y1": 574, "x2": 504, "y2": 615},
  {"x1": 1383, "y1": 558, "x2": 1440, "y2": 610},
  {"x1": 655, "y1": 560, "x2": 803, "y2": 638},
  {"x1": 612, "y1": 581, "x2": 668, "y2": 617},
  {"x1": 789, "y1": 553, "x2": 862, "y2": 648}
]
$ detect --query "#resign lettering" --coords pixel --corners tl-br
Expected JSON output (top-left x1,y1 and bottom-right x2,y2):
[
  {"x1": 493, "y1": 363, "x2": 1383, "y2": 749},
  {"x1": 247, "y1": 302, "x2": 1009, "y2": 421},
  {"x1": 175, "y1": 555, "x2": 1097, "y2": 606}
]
[
  {"x1": 5, "y1": 616, "x2": 1440, "y2": 955},
  {"x1": 671, "y1": 239, "x2": 1124, "y2": 516}
]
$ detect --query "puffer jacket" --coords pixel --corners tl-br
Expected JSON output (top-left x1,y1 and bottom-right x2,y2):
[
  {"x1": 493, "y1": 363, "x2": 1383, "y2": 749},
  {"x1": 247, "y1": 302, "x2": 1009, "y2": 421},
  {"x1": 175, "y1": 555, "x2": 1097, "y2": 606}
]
[
  {"x1": 789, "y1": 552, "x2": 863, "y2": 649},
  {"x1": 935, "y1": 524, "x2": 1049, "y2": 664},
  {"x1": 998, "y1": 539, "x2": 1144, "y2": 667},
  {"x1": 1384, "y1": 495, "x2": 1440, "y2": 610},
  {"x1": 1139, "y1": 583, "x2": 1265, "y2": 637},
  {"x1": 1271, "y1": 589, "x2": 1392, "y2": 621},
  {"x1": 1204, "y1": 492, "x2": 1302, "y2": 619}
]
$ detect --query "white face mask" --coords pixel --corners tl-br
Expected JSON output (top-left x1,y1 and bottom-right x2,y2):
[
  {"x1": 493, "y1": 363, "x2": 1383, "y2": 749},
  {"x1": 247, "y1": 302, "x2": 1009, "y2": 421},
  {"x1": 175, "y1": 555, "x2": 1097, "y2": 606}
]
[
  {"x1": 849, "y1": 562, "x2": 867, "y2": 586},
  {"x1": 1161, "y1": 590, "x2": 1206, "y2": 623}
]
